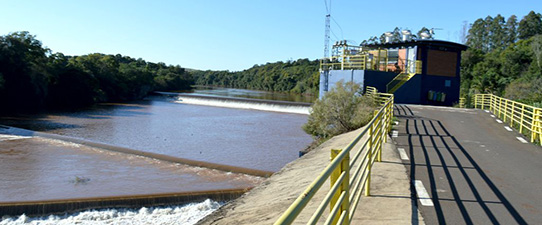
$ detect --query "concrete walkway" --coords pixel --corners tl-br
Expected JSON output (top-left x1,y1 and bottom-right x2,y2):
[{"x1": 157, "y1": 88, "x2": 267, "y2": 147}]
[
  {"x1": 197, "y1": 126, "x2": 424, "y2": 224},
  {"x1": 393, "y1": 105, "x2": 542, "y2": 224}
]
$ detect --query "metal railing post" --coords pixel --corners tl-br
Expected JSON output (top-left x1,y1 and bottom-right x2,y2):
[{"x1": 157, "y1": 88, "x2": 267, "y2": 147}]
[
  {"x1": 520, "y1": 105, "x2": 525, "y2": 133},
  {"x1": 510, "y1": 101, "x2": 515, "y2": 127},
  {"x1": 492, "y1": 95, "x2": 496, "y2": 114},
  {"x1": 459, "y1": 97, "x2": 465, "y2": 108},
  {"x1": 330, "y1": 149, "x2": 350, "y2": 224},
  {"x1": 365, "y1": 118, "x2": 374, "y2": 197},
  {"x1": 532, "y1": 108, "x2": 540, "y2": 143},
  {"x1": 497, "y1": 98, "x2": 502, "y2": 118},
  {"x1": 376, "y1": 113, "x2": 383, "y2": 162},
  {"x1": 537, "y1": 109, "x2": 541, "y2": 145}
]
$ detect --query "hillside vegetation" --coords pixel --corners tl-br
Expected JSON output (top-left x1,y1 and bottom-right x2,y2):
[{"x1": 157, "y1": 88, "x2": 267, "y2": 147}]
[
  {"x1": 0, "y1": 31, "x2": 193, "y2": 112},
  {"x1": 461, "y1": 11, "x2": 542, "y2": 106},
  {"x1": 192, "y1": 59, "x2": 320, "y2": 95}
]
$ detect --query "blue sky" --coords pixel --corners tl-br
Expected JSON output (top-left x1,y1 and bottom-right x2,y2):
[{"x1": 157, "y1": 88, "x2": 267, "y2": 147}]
[{"x1": 0, "y1": 0, "x2": 539, "y2": 71}]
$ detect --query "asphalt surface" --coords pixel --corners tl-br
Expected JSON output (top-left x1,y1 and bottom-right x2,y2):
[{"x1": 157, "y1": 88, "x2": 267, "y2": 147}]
[{"x1": 393, "y1": 105, "x2": 542, "y2": 225}]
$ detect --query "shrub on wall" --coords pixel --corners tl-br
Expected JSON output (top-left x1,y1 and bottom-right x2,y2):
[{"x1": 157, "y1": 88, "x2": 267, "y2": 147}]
[{"x1": 303, "y1": 81, "x2": 377, "y2": 140}]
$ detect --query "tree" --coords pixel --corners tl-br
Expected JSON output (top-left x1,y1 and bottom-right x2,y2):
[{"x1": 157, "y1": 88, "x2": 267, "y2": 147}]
[
  {"x1": 459, "y1": 21, "x2": 469, "y2": 44},
  {"x1": 518, "y1": 11, "x2": 542, "y2": 40},
  {"x1": 532, "y1": 35, "x2": 542, "y2": 71},
  {"x1": 0, "y1": 31, "x2": 194, "y2": 112},
  {"x1": 504, "y1": 77, "x2": 542, "y2": 104},
  {"x1": 417, "y1": 27, "x2": 431, "y2": 39},
  {"x1": 467, "y1": 18, "x2": 490, "y2": 52},
  {"x1": 461, "y1": 12, "x2": 542, "y2": 103},
  {"x1": 360, "y1": 36, "x2": 379, "y2": 45},
  {"x1": 489, "y1": 14, "x2": 507, "y2": 51},
  {"x1": 0, "y1": 31, "x2": 50, "y2": 111},
  {"x1": 192, "y1": 58, "x2": 319, "y2": 95},
  {"x1": 505, "y1": 15, "x2": 518, "y2": 45}
]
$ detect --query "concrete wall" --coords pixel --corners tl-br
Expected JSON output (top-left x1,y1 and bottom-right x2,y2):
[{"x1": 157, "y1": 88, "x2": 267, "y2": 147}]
[
  {"x1": 363, "y1": 70, "x2": 397, "y2": 93},
  {"x1": 420, "y1": 75, "x2": 460, "y2": 106},
  {"x1": 319, "y1": 70, "x2": 364, "y2": 98},
  {"x1": 393, "y1": 75, "x2": 422, "y2": 104},
  {"x1": 320, "y1": 68, "x2": 460, "y2": 106}
]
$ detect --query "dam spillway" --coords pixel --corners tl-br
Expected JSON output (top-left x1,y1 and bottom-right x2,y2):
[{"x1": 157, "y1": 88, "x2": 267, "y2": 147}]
[
  {"x1": 0, "y1": 95, "x2": 313, "y2": 172},
  {"x1": 157, "y1": 91, "x2": 312, "y2": 115},
  {"x1": 0, "y1": 90, "x2": 314, "y2": 219}
]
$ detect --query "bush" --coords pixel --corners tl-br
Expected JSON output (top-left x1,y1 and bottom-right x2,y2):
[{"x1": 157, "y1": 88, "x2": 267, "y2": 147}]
[
  {"x1": 303, "y1": 81, "x2": 377, "y2": 140},
  {"x1": 504, "y1": 77, "x2": 542, "y2": 104}
]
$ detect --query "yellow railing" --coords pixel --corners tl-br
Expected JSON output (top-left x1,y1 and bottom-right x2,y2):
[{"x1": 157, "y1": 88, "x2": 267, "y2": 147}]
[
  {"x1": 459, "y1": 97, "x2": 466, "y2": 108},
  {"x1": 320, "y1": 55, "x2": 368, "y2": 71},
  {"x1": 320, "y1": 52, "x2": 422, "y2": 75},
  {"x1": 474, "y1": 94, "x2": 542, "y2": 145},
  {"x1": 274, "y1": 86, "x2": 394, "y2": 225},
  {"x1": 384, "y1": 60, "x2": 423, "y2": 93},
  {"x1": 415, "y1": 60, "x2": 422, "y2": 74},
  {"x1": 386, "y1": 73, "x2": 416, "y2": 93}
]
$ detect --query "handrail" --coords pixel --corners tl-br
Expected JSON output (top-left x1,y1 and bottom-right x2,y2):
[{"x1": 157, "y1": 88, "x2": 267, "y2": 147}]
[
  {"x1": 459, "y1": 97, "x2": 466, "y2": 108},
  {"x1": 473, "y1": 94, "x2": 541, "y2": 145},
  {"x1": 274, "y1": 86, "x2": 394, "y2": 225},
  {"x1": 320, "y1": 51, "x2": 422, "y2": 74},
  {"x1": 386, "y1": 72, "x2": 417, "y2": 93}
]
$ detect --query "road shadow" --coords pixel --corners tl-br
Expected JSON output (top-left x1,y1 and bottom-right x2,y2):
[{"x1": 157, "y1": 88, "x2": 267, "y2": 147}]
[{"x1": 393, "y1": 104, "x2": 527, "y2": 225}]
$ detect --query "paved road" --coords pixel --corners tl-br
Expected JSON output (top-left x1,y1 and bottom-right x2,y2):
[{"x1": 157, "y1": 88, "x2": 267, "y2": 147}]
[{"x1": 392, "y1": 105, "x2": 542, "y2": 225}]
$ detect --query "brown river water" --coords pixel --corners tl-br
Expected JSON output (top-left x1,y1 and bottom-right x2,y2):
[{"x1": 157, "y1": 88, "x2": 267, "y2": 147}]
[
  {"x1": 0, "y1": 89, "x2": 313, "y2": 202},
  {"x1": 0, "y1": 136, "x2": 262, "y2": 202}
]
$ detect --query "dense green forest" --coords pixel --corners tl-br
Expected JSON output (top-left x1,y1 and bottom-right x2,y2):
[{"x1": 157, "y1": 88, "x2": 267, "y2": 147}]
[
  {"x1": 192, "y1": 59, "x2": 320, "y2": 95},
  {"x1": 461, "y1": 11, "x2": 542, "y2": 106},
  {"x1": 0, "y1": 31, "x2": 193, "y2": 112}
]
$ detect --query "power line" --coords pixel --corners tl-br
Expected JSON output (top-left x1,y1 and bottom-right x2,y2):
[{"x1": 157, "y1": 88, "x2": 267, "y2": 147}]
[
  {"x1": 330, "y1": 28, "x2": 340, "y2": 41},
  {"x1": 331, "y1": 16, "x2": 343, "y2": 40}
]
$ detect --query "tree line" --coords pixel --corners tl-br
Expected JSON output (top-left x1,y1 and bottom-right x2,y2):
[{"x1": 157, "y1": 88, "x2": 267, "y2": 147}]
[
  {"x1": 0, "y1": 31, "x2": 193, "y2": 112},
  {"x1": 461, "y1": 11, "x2": 542, "y2": 106},
  {"x1": 191, "y1": 58, "x2": 320, "y2": 95}
]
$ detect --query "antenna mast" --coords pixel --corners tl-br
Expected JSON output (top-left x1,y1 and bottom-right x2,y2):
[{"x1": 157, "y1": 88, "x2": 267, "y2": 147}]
[
  {"x1": 324, "y1": 14, "x2": 330, "y2": 58},
  {"x1": 323, "y1": 0, "x2": 331, "y2": 58}
]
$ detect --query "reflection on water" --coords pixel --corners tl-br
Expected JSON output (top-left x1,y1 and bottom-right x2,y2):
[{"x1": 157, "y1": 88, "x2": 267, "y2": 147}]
[
  {"x1": 182, "y1": 86, "x2": 316, "y2": 103},
  {"x1": 0, "y1": 96, "x2": 313, "y2": 172},
  {"x1": 0, "y1": 137, "x2": 261, "y2": 202}
]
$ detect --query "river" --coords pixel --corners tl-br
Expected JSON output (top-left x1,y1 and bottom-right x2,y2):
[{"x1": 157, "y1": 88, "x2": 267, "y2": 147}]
[
  {"x1": 0, "y1": 88, "x2": 313, "y2": 172},
  {"x1": 0, "y1": 87, "x2": 314, "y2": 224}
]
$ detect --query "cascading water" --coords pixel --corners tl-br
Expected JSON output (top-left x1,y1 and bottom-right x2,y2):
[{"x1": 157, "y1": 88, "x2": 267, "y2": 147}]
[
  {"x1": 171, "y1": 94, "x2": 312, "y2": 115},
  {"x1": 0, "y1": 199, "x2": 221, "y2": 225}
]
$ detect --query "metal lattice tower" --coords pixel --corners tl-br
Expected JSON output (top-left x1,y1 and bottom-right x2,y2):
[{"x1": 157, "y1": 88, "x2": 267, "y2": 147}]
[{"x1": 323, "y1": 14, "x2": 330, "y2": 58}]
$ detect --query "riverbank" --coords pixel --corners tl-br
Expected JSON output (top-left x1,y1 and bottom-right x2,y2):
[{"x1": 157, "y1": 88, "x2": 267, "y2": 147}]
[{"x1": 197, "y1": 126, "x2": 424, "y2": 224}]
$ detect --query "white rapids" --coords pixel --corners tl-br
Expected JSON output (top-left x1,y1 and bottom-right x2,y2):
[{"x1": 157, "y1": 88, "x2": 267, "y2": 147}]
[
  {"x1": 0, "y1": 199, "x2": 222, "y2": 225},
  {"x1": 174, "y1": 96, "x2": 311, "y2": 115}
]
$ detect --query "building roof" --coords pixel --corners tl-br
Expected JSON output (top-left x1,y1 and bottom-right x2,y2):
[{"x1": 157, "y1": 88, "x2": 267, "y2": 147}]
[{"x1": 362, "y1": 39, "x2": 468, "y2": 51}]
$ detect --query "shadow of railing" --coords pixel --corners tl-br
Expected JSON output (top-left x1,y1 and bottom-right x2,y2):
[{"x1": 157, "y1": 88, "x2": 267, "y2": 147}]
[{"x1": 393, "y1": 104, "x2": 527, "y2": 225}]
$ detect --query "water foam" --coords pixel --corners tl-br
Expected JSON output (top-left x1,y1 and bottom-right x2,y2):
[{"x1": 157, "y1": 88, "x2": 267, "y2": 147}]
[
  {"x1": 0, "y1": 199, "x2": 222, "y2": 225},
  {"x1": 175, "y1": 96, "x2": 311, "y2": 115},
  {"x1": 0, "y1": 134, "x2": 32, "y2": 142}
]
